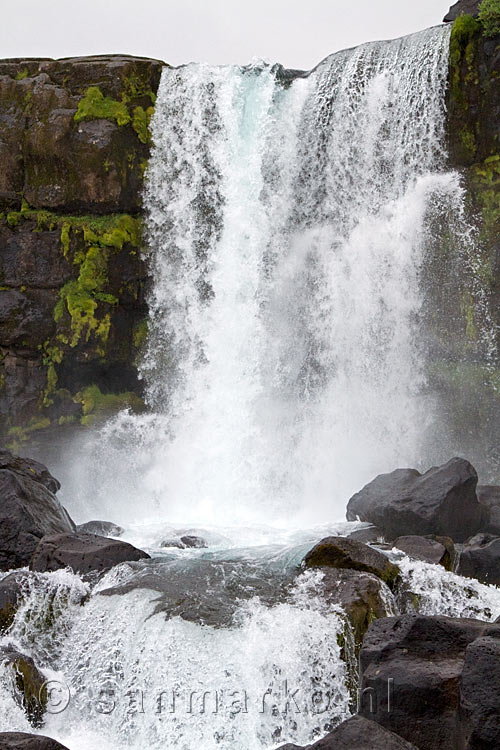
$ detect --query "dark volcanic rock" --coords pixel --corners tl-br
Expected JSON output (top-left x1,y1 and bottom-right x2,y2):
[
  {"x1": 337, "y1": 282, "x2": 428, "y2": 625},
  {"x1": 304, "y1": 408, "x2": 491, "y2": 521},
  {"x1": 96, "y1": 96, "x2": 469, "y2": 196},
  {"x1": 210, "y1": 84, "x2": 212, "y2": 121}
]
[
  {"x1": 0, "y1": 734, "x2": 69, "y2": 750},
  {"x1": 307, "y1": 715, "x2": 418, "y2": 749},
  {"x1": 346, "y1": 458, "x2": 481, "y2": 542},
  {"x1": 393, "y1": 535, "x2": 453, "y2": 570},
  {"x1": 477, "y1": 485, "x2": 500, "y2": 535},
  {"x1": 347, "y1": 525, "x2": 384, "y2": 543},
  {"x1": 303, "y1": 536, "x2": 399, "y2": 587},
  {"x1": 460, "y1": 636, "x2": 500, "y2": 748},
  {"x1": 0, "y1": 451, "x2": 74, "y2": 571},
  {"x1": 76, "y1": 520, "x2": 124, "y2": 537},
  {"x1": 444, "y1": 0, "x2": 480, "y2": 22},
  {"x1": 29, "y1": 532, "x2": 149, "y2": 574},
  {"x1": 457, "y1": 534, "x2": 500, "y2": 585},
  {"x1": 98, "y1": 557, "x2": 294, "y2": 627},
  {"x1": 312, "y1": 568, "x2": 395, "y2": 645},
  {"x1": 0, "y1": 571, "x2": 33, "y2": 631},
  {"x1": 180, "y1": 535, "x2": 208, "y2": 549},
  {"x1": 358, "y1": 614, "x2": 500, "y2": 750},
  {"x1": 0, "y1": 646, "x2": 46, "y2": 726}
]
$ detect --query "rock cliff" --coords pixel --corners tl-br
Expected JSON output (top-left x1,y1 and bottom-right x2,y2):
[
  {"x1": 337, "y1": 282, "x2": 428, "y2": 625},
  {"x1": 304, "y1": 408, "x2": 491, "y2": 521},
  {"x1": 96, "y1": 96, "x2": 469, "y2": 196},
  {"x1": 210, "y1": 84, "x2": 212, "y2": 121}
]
[{"x1": 0, "y1": 55, "x2": 165, "y2": 448}]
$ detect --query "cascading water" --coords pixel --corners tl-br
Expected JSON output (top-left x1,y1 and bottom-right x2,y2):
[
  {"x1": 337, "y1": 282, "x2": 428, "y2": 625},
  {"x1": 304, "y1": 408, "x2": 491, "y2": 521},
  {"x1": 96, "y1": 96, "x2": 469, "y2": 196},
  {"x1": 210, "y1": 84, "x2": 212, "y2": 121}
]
[
  {"x1": 5, "y1": 23, "x2": 498, "y2": 750},
  {"x1": 64, "y1": 23, "x2": 466, "y2": 528}
]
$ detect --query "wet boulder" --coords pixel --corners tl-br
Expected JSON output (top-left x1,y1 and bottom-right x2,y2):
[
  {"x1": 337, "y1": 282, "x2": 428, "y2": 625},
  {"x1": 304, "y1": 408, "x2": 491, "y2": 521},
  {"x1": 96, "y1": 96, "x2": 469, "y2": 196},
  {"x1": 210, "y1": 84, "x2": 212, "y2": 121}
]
[
  {"x1": 392, "y1": 535, "x2": 454, "y2": 570},
  {"x1": 314, "y1": 568, "x2": 395, "y2": 646},
  {"x1": 29, "y1": 532, "x2": 150, "y2": 575},
  {"x1": 180, "y1": 535, "x2": 208, "y2": 548},
  {"x1": 457, "y1": 534, "x2": 500, "y2": 585},
  {"x1": 346, "y1": 525, "x2": 384, "y2": 543},
  {"x1": 0, "y1": 646, "x2": 46, "y2": 727},
  {"x1": 477, "y1": 485, "x2": 500, "y2": 535},
  {"x1": 358, "y1": 614, "x2": 500, "y2": 750},
  {"x1": 444, "y1": 0, "x2": 480, "y2": 22},
  {"x1": 76, "y1": 520, "x2": 124, "y2": 537},
  {"x1": 307, "y1": 715, "x2": 418, "y2": 749},
  {"x1": 303, "y1": 537, "x2": 399, "y2": 588},
  {"x1": 0, "y1": 571, "x2": 34, "y2": 632},
  {"x1": 0, "y1": 451, "x2": 75, "y2": 571},
  {"x1": 346, "y1": 458, "x2": 481, "y2": 542},
  {"x1": 0, "y1": 734, "x2": 69, "y2": 750},
  {"x1": 460, "y1": 636, "x2": 500, "y2": 748}
]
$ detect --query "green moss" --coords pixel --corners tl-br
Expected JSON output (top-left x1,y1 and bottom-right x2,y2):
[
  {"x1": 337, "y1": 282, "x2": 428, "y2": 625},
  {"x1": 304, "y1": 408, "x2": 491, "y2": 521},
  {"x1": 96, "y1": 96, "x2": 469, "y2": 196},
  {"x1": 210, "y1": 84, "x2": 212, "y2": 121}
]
[
  {"x1": 132, "y1": 105, "x2": 154, "y2": 144},
  {"x1": 460, "y1": 126, "x2": 477, "y2": 160},
  {"x1": 462, "y1": 291, "x2": 478, "y2": 341},
  {"x1": 60, "y1": 222, "x2": 71, "y2": 256},
  {"x1": 122, "y1": 71, "x2": 156, "y2": 105},
  {"x1": 74, "y1": 86, "x2": 131, "y2": 127},
  {"x1": 133, "y1": 319, "x2": 149, "y2": 350},
  {"x1": 6, "y1": 212, "x2": 21, "y2": 227},
  {"x1": 450, "y1": 15, "x2": 482, "y2": 107},
  {"x1": 15, "y1": 68, "x2": 29, "y2": 80},
  {"x1": 479, "y1": 0, "x2": 500, "y2": 36},
  {"x1": 77, "y1": 384, "x2": 144, "y2": 424}
]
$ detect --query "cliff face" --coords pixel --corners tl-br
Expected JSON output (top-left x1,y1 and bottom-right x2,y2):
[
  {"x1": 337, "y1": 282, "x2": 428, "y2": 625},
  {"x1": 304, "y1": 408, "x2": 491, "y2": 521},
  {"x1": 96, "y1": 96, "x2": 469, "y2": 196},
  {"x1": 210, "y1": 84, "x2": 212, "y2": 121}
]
[
  {"x1": 424, "y1": 15, "x2": 500, "y2": 476},
  {"x1": 0, "y1": 56, "x2": 165, "y2": 449}
]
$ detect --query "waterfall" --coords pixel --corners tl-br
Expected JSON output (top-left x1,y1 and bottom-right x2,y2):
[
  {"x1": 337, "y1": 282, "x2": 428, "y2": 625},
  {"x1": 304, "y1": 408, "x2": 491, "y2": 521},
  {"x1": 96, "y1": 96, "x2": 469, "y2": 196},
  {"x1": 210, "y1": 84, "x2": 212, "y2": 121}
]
[
  {"x1": 66, "y1": 24, "x2": 459, "y2": 527},
  {"x1": 5, "y1": 24, "x2": 500, "y2": 750}
]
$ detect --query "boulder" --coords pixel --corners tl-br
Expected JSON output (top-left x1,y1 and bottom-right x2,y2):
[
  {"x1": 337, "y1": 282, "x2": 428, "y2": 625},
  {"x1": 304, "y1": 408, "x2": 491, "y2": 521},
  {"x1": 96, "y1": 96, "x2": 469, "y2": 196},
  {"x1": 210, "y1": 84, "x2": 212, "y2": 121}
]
[
  {"x1": 0, "y1": 646, "x2": 46, "y2": 727},
  {"x1": 457, "y1": 534, "x2": 500, "y2": 585},
  {"x1": 0, "y1": 734, "x2": 69, "y2": 750},
  {"x1": 444, "y1": 0, "x2": 480, "y2": 22},
  {"x1": 307, "y1": 715, "x2": 418, "y2": 749},
  {"x1": 460, "y1": 636, "x2": 500, "y2": 748},
  {"x1": 29, "y1": 532, "x2": 150, "y2": 575},
  {"x1": 76, "y1": 520, "x2": 124, "y2": 537},
  {"x1": 313, "y1": 568, "x2": 395, "y2": 646},
  {"x1": 477, "y1": 485, "x2": 500, "y2": 535},
  {"x1": 0, "y1": 571, "x2": 33, "y2": 631},
  {"x1": 0, "y1": 451, "x2": 74, "y2": 571},
  {"x1": 346, "y1": 458, "x2": 481, "y2": 542},
  {"x1": 180, "y1": 535, "x2": 208, "y2": 549},
  {"x1": 347, "y1": 526, "x2": 384, "y2": 543},
  {"x1": 358, "y1": 614, "x2": 500, "y2": 750},
  {"x1": 303, "y1": 537, "x2": 399, "y2": 588},
  {"x1": 392, "y1": 535, "x2": 453, "y2": 570}
]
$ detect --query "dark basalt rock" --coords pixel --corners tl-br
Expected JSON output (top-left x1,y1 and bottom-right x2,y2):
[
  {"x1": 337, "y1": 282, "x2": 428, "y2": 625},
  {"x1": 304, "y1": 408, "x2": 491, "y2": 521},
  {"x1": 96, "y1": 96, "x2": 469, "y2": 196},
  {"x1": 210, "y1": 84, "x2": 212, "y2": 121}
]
[
  {"x1": 311, "y1": 568, "x2": 395, "y2": 646},
  {"x1": 457, "y1": 534, "x2": 500, "y2": 585},
  {"x1": 358, "y1": 614, "x2": 500, "y2": 750},
  {"x1": 29, "y1": 532, "x2": 149, "y2": 574},
  {"x1": 76, "y1": 520, "x2": 124, "y2": 537},
  {"x1": 393, "y1": 535, "x2": 453, "y2": 570},
  {"x1": 0, "y1": 734, "x2": 69, "y2": 750},
  {"x1": 461, "y1": 636, "x2": 500, "y2": 748},
  {"x1": 347, "y1": 525, "x2": 384, "y2": 544},
  {"x1": 180, "y1": 535, "x2": 208, "y2": 549},
  {"x1": 444, "y1": 0, "x2": 480, "y2": 22},
  {"x1": 0, "y1": 646, "x2": 46, "y2": 726},
  {"x1": 346, "y1": 458, "x2": 481, "y2": 542},
  {"x1": 308, "y1": 715, "x2": 418, "y2": 749},
  {"x1": 98, "y1": 557, "x2": 295, "y2": 628},
  {"x1": 303, "y1": 536, "x2": 399, "y2": 587},
  {"x1": 0, "y1": 451, "x2": 74, "y2": 571},
  {"x1": 0, "y1": 571, "x2": 33, "y2": 631},
  {"x1": 477, "y1": 486, "x2": 500, "y2": 535}
]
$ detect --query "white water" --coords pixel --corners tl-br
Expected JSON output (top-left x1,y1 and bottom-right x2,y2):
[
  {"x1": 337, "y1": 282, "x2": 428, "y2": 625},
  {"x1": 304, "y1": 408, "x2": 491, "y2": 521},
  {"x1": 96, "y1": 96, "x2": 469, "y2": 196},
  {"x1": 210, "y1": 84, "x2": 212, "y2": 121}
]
[
  {"x1": 7, "y1": 23, "x2": 497, "y2": 750},
  {"x1": 63, "y1": 24, "x2": 465, "y2": 531}
]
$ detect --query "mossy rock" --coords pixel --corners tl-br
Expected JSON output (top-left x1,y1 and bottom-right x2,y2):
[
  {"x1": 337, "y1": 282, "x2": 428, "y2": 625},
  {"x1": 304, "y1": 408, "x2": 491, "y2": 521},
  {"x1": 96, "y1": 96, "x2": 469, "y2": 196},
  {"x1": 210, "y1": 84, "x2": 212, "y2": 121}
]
[
  {"x1": 0, "y1": 647, "x2": 47, "y2": 727},
  {"x1": 303, "y1": 536, "x2": 400, "y2": 589}
]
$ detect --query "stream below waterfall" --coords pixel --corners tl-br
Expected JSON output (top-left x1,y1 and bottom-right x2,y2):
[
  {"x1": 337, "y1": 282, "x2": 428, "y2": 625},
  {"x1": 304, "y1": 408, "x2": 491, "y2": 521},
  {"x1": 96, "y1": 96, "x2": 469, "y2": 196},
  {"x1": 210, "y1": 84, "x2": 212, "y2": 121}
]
[{"x1": 3, "y1": 21, "x2": 499, "y2": 750}]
